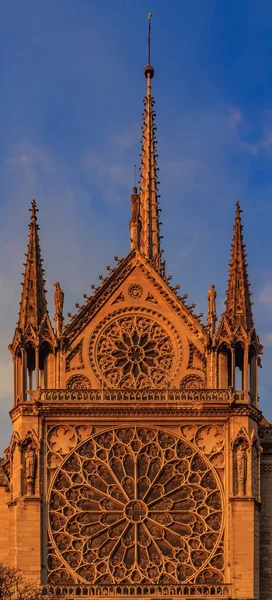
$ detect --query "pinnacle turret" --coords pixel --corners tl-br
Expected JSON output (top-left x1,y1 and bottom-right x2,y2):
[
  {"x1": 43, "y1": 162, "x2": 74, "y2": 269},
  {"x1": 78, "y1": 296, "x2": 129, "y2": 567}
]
[
  {"x1": 224, "y1": 201, "x2": 253, "y2": 330},
  {"x1": 18, "y1": 199, "x2": 48, "y2": 331}
]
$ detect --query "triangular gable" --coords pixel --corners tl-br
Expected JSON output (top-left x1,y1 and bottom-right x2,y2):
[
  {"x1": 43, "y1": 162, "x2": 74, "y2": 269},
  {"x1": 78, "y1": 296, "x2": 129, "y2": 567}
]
[
  {"x1": 62, "y1": 250, "x2": 208, "y2": 348},
  {"x1": 215, "y1": 315, "x2": 233, "y2": 343},
  {"x1": 39, "y1": 314, "x2": 56, "y2": 346},
  {"x1": 232, "y1": 323, "x2": 248, "y2": 344}
]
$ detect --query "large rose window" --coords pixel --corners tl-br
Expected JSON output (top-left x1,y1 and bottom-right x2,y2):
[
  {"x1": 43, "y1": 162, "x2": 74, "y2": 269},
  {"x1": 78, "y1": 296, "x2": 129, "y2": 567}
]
[
  {"x1": 48, "y1": 427, "x2": 224, "y2": 585},
  {"x1": 89, "y1": 312, "x2": 180, "y2": 388}
]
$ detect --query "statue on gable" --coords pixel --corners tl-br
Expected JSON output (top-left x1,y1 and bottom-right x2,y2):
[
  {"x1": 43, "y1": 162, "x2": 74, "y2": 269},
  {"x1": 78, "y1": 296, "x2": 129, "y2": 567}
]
[
  {"x1": 54, "y1": 281, "x2": 64, "y2": 336},
  {"x1": 54, "y1": 281, "x2": 64, "y2": 317},
  {"x1": 207, "y1": 284, "x2": 217, "y2": 334}
]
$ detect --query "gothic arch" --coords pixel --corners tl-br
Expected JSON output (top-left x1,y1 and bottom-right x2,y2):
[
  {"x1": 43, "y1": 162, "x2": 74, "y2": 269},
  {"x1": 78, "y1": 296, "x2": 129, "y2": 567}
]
[
  {"x1": 234, "y1": 342, "x2": 244, "y2": 390},
  {"x1": 217, "y1": 343, "x2": 231, "y2": 388}
]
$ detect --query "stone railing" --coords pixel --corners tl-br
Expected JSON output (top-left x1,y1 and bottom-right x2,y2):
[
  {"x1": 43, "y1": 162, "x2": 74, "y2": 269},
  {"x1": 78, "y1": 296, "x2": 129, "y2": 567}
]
[
  {"x1": 23, "y1": 387, "x2": 253, "y2": 405},
  {"x1": 42, "y1": 583, "x2": 231, "y2": 597}
]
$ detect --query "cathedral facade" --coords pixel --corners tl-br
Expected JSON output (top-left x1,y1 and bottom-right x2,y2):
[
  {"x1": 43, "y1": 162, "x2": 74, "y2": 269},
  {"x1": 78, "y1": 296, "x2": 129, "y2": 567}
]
[{"x1": 0, "y1": 41, "x2": 272, "y2": 600}]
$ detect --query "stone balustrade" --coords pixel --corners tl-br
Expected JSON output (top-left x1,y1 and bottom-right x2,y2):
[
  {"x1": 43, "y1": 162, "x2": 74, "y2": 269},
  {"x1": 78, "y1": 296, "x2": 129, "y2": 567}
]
[
  {"x1": 23, "y1": 387, "x2": 253, "y2": 405},
  {"x1": 42, "y1": 582, "x2": 231, "y2": 597}
]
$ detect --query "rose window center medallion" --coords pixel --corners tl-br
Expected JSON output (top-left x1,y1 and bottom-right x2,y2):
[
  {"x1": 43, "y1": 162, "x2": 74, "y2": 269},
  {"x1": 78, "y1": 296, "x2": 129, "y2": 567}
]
[
  {"x1": 48, "y1": 427, "x2": 224, "y2": 587},
  {"x1": 125, "y1": 500, "x2": 148, "y2": 522},
  {"x1": 90, "y1": 312, "x2": 180, "y2": 388}
]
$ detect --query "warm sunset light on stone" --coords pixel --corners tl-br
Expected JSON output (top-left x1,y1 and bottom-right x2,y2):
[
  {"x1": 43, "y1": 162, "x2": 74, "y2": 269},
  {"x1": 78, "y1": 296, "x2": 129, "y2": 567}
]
[{"x1": 0, "y1": 9, "x2": 271, "y2": 600}]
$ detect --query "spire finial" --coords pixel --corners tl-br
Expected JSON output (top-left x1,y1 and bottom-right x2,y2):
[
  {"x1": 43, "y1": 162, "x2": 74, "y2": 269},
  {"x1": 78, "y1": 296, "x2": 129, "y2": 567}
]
[{"x1": 148, "y1": 13, "x2": 152, "y2": 65}]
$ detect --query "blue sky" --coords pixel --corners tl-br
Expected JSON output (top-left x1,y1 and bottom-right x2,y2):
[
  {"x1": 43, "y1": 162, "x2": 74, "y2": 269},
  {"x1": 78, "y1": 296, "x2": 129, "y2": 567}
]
[{"x1": 1, "y1": 0, "x2": 272, "y2": 451}]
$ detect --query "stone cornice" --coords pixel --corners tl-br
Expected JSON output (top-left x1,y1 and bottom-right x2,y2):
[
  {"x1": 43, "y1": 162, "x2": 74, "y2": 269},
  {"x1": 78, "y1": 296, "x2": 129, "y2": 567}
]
[{"x1": 9, "y1": 400, "x2": 261, "y2": 423}]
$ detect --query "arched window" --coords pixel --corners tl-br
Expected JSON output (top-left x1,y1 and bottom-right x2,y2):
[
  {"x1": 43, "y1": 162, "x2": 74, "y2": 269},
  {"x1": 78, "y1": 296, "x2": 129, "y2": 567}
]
[
  {"x1": 25, "y1": 341, "x2": 35, "y2": 391},
  {"x1": 39, "y1": 341, "x2": 53, "y2": 389},
  {"x1": 234, "y1": 343, "x2": 244, "y2": 390},
  {"x1": 218, "y1": 343, "x2": 231, "y2": 388},
  {"x1": 248, "y1": 345, "x2": 256, "y2": 399}
]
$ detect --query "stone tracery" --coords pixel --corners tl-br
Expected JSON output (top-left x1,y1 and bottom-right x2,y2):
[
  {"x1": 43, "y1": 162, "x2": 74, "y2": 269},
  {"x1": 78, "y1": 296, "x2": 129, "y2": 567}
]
[
  {"x1": 48, "y1": 426, "x2": 224, "y2": 586},
  {"x1": 90, "y1": 312, "x2": 181, "y2": 388},
  {"x1": 66, "y1": 375, "x2": 91, "y2": 390}
]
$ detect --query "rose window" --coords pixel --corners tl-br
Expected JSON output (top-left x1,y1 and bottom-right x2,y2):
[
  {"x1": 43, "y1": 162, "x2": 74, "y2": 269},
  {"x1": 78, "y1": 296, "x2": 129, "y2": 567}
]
[
  {"x1": 90, "y1": 313, "x2": 178, "y2": 388},
  {"x1": 48, "y1": 427, "x2": 224, "y2": 585}
]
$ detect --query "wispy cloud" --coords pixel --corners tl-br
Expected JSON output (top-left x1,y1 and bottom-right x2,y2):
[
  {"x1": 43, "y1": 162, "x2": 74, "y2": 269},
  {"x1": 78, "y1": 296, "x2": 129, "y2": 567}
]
[
  {"x1": 82, "y1": 150, "x2": 132, "y2": 189},
  {"x1": 227, "y1": 107, "x2": 272, "y2": 154},
  {"x1": 228, "y1": 107, "x2": 243, "y2": 133},
  {"x1": 258, "y1": 280, "x2": 272, "y2": 306},
  {"x1": 262, "y1": 332, "x2": 272, "y2": 348},
  {"x1": 241, "y1": 131, "x2": 272, "y2": 155}
]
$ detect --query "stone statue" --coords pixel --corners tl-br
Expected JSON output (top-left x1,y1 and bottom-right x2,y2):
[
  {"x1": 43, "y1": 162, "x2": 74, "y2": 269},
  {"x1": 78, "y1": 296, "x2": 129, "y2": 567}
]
[
  {"x1": 208, "y1": 284, "x2": 216, "y2": 315},
  {"x1": 25, "y1": 443, "x2": 36, "y2": 496},
  {"x1": 207, "y1": 284, "x2": 217, "y2": 334},
  {"x1": 54, "y1": 281, "x2": 64, "y2": 316},
  {"x1": 131, "y1": 188, "x2": 140, "y2": 222},
  {"x1": 236, "y1": 443, "x2": 247, "y2": 496},
  {"x1": 54, "y1": 281, "x2": 64, "y2": 336}
]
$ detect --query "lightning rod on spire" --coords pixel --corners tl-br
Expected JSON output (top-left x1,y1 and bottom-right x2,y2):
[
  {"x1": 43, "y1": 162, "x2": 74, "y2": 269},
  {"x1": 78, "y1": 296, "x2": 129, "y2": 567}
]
[{"x1": 148, "y1": 13, "x2": 152, "y2": 65}]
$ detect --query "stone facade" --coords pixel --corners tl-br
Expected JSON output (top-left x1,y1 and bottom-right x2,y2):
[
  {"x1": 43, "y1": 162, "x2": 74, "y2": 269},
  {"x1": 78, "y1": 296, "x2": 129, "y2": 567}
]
[{"x1": 0, "y1": 30, "x2": 271, "y2": 600}]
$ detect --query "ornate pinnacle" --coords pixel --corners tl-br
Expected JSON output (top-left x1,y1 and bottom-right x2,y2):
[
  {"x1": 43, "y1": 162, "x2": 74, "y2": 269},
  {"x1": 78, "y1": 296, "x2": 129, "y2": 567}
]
[
  {"x1": 224, "y1": 202, "x2": 253, "y2": 330},
  {"x1": 17, "y1": 199, "x2": 48, "y2": 331}
]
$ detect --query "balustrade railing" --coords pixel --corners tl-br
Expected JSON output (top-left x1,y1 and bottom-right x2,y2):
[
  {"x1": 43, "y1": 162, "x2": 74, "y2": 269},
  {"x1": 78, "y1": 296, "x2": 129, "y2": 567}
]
[
  {"x1": 22, "y1": 387, "x2": 253, "y2": 405},
  {"x1": 42, "y1": 583, "x2": 231, "y2": 597}
]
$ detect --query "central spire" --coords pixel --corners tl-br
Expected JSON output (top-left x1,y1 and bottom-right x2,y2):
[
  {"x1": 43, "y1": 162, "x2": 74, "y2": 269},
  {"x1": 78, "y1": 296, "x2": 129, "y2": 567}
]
[{"x1": 132, "y1": 14, "x2": 163, "y2": 274}]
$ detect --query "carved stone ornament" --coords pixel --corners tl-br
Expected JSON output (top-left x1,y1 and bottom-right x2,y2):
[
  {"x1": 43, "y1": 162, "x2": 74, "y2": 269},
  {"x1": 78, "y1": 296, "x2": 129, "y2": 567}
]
[
  {"x1": 180, "y1": 374, "x2": 204, "y2": 389},
  {"x1": 66, "y1": 375, "x2": 91, "y2": 390},
  {"x1": 25, "y1": 443, "x2": 36, "y2": 496},
  {"x1": 128, "y1": 284, "x2": 143, "y2": 299},
  {"x1": 66, "y1": 340, "x2": 84, "y2": 372},
  {"x1": 48, "y1": 426, "x2": 224, "y2": 585},
  {"x1": 236, "y1": 441, "x2": 247, "y2": 497},
  {"x1": 89, "y1": 310, "x2": 182, "y2": 389}
]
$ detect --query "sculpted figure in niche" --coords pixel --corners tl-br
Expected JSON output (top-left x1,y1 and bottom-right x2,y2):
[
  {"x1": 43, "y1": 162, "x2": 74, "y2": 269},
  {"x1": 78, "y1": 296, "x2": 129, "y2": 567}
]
[
  {"x1": 25, "y1": 443, "x2": 36, "y2": 496},
  {"x1": 54, "y1": 281, "x2": 64, "y2": 317},
  {"x1": 236, "y1": 441, "x2": 247, "y2": 496}
]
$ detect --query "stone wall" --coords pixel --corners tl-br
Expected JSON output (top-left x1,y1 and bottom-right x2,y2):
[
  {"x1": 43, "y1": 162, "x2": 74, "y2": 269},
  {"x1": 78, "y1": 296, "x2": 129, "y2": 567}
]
[
  {"x1": 259, "y1": 425, "x2": 272, "y2": 600},
  {"x1": 0, "y1": 484, "x2": 10, "y2": 566}
]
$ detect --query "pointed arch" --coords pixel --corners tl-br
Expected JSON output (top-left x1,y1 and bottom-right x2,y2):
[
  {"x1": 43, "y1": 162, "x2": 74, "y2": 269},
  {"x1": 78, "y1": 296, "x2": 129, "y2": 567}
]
[
  {"x1": 234, "y1": 341, "x2": 245, "y2": 390},
  {"x1": 217, "y1": 342, "x2": 232, "y2": 388}
]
